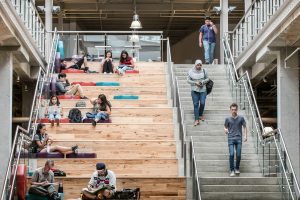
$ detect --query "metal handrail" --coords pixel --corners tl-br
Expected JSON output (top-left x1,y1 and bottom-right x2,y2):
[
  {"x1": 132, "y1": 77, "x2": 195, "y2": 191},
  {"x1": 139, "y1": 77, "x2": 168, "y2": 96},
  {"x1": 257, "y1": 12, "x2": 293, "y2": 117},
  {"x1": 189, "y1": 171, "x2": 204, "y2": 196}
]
[
  {"x1": 1, "y1": 126, "x2": 28, "y2": 200},
  {"x1": 223, "y1": 34, "x2": 264, "y2": 143},
  {"x1": 190, "y1": 136, "x2": 201, "y2": 200},
  {"x1": 222, "y1": 33, "x2": 300, "y2": 198}
]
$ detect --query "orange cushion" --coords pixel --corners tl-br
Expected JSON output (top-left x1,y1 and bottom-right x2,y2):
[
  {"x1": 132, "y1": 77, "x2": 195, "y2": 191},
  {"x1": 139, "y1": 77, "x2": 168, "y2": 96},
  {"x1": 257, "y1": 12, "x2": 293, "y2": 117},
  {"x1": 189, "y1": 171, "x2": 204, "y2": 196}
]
[
  {"x1": 61, "y1": 69, "x2": 84, "y2": 73},
  {"x1": 58, "y1": 95, "x2": 81, "y2": 99},
  {"x1": 72, "y1": 82, "x2": 96, "y2": 86}
]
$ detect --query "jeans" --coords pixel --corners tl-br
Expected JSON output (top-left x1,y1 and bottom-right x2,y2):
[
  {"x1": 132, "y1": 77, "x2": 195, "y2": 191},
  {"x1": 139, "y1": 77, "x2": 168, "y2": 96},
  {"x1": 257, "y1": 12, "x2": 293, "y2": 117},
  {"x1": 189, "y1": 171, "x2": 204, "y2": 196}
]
[
  {"x1": 117, "y1": 65, "x2": 133, "y2": 74},
  {"x1": 203, "y1": 40, "x2": 216, "y2": 64},
  {"x1": 95, "y1": 112, "x2": 108, "y2": 120},
  {"x1": 48, "y1": 113, "x2": 61, "y2": 120},
  {"x1": 228, "y1": 138, "x2": 242, "y2": 171},
  {"x1": 191, "y1": 91, "x2": 207, "y2": 120}
]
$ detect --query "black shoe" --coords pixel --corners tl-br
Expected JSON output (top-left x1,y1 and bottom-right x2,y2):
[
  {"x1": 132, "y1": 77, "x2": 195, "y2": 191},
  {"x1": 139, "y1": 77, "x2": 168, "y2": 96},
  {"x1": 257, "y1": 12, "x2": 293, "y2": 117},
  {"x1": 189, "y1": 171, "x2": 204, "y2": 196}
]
[
  {"x1": 71, "y1": 145, "x2": 78, "y2": 153},
  {"x1": 205, "y1": 62, "x2": 210, "y2": 64},
  {"x1": 92, "y1": 120, "x2": 97, "y2": 127},
  {"x1": 80, "y1": 96, "x2": 89, "y2": 99}
]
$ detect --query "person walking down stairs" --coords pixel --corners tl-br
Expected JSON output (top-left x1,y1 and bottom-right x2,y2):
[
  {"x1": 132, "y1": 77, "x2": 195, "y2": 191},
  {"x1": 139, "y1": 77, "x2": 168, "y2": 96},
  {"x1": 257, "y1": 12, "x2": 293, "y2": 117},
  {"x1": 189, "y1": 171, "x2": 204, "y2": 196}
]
[
  {"x1": 187, "y1": 59, "x2": 210, "y2": 126},
  {"x1": 224, "y1": 103, "x2": 248, "y2": 177}
]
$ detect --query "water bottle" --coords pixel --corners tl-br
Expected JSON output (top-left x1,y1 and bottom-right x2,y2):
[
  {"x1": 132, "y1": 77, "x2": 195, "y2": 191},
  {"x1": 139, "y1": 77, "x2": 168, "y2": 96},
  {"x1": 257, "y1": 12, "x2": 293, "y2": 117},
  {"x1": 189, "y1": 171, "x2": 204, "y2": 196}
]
[{"x1": 58, "y1": 182, "x2": 64, "y2": 200}]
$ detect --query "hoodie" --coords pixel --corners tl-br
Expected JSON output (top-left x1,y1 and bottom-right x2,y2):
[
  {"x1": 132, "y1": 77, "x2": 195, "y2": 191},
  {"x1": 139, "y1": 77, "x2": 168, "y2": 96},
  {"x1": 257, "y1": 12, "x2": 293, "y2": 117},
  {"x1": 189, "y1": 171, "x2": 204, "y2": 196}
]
[{"x1": 187, "y1": 66, "x2": 209, "y2": 93}]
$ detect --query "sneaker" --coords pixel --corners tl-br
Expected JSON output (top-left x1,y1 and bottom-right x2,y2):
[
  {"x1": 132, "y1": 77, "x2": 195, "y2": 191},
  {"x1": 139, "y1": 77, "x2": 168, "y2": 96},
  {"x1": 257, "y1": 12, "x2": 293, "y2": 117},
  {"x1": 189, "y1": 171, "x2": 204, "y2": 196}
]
[
  {"x1": 205, "y1": 62, "x2": 210, "y2": 65},
  {"x1": 230, "y1": 171, "x2": 235, "y2": 177},
  {"x1": 109, "y1": 72, "x2": 113, "y2": 74},
  {"x1": 235, "y1": 169, "x2": 240, "y2": 175},
  {"x1": 199, "y1": 115, "x2": 205, "y2": 121},
  {"x1": 80, "y1": 96, "x2": 89, "y2": 99},
  {"x1": 104, "y1": 72, "x2": 107, "y2": 74},
  {"x1": 71, "y1": 145, "x2": 79, "y2": 154},
  {"x1": 92, "y1": 120, "x2": 97, "y2": 127}
]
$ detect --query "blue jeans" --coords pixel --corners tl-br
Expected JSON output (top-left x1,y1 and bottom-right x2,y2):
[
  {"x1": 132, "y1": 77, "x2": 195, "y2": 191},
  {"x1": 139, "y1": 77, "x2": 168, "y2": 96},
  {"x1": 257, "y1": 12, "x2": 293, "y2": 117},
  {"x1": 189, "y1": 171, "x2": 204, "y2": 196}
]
[
  {"x1": 228, "y1": 138, "x2": 242, "y2": 171},
  {"x1": 203, "y1": 40, "x2": 216, "y2": 64},
  {"x1": 117, "y1": 65, "x2": 133, "y2": 74},
  {"x1": 191, "y1": 91, "x2": 207, "y2": 120},
  {"x1": 48, "y1": 113, "x2": 61, "y2": 120},
  {"x1": 95, "y1": 112, "x2": 108, "y2": 120}
]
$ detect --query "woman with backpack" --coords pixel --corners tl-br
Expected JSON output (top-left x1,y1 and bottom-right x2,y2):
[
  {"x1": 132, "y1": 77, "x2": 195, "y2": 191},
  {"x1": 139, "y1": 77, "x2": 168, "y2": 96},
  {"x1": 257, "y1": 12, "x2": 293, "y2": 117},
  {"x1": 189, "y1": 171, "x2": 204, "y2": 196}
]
[
  {"x1": 32, "y1": 123, "x2": 78, "y2": 155},
  {"x1": 45, "y1": 95, "x2": 63, "y2": 127},
  {"x1": 90, "y1": 94, "x2": 111, "y2": 127}
]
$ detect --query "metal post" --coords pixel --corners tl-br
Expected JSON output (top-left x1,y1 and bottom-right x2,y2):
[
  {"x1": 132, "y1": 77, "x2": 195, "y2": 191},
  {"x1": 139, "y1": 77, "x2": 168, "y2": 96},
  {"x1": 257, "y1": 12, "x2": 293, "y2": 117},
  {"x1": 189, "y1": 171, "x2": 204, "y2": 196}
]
[
  {"x1": 45, "y1": 0, "x2": 53, "y2": 61},
  {"x1": 220, "y1": 0, "x2": 228, "y2": 64}
]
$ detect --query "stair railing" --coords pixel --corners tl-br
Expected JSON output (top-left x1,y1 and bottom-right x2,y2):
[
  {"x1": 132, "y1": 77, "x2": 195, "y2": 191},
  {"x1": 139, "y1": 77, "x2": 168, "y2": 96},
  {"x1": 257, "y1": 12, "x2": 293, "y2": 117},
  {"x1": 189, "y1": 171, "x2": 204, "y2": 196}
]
[
  {"x1": 0, "y1": 30, "x2": 59, "y2": 200},
  {"x1": 223, "y1": 33, "x2": 300, "y2": 199},
  {"x1": 229, "y1": 0, "x2": 288, "y2": 59}
]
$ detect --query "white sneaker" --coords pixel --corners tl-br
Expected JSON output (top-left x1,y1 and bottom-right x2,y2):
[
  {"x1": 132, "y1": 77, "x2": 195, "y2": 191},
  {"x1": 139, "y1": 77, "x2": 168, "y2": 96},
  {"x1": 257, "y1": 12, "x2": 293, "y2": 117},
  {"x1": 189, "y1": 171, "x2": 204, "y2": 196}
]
[
  {"x1": 235, "y1": 170, "x2": 240, "y2": 175},
  {"x1": 104, "y1": 72, "x2": 107, "y2": 74},
  {"x1": 230, "y1": 171, "x2": 235, "y2": 177}
]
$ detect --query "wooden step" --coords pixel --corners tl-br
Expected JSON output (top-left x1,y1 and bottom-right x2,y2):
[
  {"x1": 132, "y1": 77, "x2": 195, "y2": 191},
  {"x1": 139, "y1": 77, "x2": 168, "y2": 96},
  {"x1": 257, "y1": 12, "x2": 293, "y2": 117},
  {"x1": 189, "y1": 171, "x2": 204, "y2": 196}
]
[
  {"x1": 27, "y1": 177, "x2": 186, "y2": 200},
  {"x1": 52, "y1": 140, "x2": 177, "y2": 159},
  {"x1": 67, "y1": 61, "x2": 166, "y2": 73},
  {"x1": 44, "y1": 107, "x2": 173, "y2": 123},
  {"x1": 66, "y1": 74, "x2": 166, "y2": 83},
  {"x1": 36, "y1": 158, "x2": 178, "y2": 177},
  {"x1": 81, "y1": 86, "x2": 166, "y2": 95},
  {"x1": 46, "y1": 123, "x2": 174, "y2": 136},
  {"x1": 59, "y1": 99, "x2": 169, "y2": 108}
]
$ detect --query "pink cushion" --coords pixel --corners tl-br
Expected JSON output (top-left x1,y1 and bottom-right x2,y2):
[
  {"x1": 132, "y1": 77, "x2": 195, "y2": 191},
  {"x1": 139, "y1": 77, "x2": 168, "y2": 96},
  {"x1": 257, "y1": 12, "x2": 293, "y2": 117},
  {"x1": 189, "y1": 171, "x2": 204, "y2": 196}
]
[
  {"x1": 61, "y1": 69, "x2": 84, "y2": 73},
  {"x1": 39, "y1": 118, "x2": 70, "y2": 123},
  {"x1": 58, "y1": 95, "x2": 81, "y2": 99}
]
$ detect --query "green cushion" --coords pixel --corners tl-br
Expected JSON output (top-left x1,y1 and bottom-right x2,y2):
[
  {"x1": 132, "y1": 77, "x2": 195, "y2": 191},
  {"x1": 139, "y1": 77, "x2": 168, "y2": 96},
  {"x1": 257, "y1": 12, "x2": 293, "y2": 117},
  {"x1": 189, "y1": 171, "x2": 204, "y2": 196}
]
[
  {"x1": 113, "y1": 95, "x2": 139, "y2": 100},
  {"x1": 96, "y1": 82, "x2": 120, "y2": 86}
]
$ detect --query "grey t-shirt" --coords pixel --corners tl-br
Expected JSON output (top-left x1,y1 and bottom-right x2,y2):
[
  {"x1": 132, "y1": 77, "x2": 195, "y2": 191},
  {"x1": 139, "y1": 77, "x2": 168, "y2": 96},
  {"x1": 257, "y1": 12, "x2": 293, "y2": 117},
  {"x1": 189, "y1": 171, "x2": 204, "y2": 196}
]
[{"x1": 224, "y1": 115, "x2": 246, "y2": 139}]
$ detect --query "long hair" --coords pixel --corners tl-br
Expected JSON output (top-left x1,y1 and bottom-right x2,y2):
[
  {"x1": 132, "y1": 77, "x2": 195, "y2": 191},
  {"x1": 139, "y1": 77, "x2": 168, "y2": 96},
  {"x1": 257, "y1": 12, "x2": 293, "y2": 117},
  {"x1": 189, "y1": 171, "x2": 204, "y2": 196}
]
[
  {"x1": 98, "y1": 94, "x2": 112, "y2": 108},
  {"x1": 105, "y1": 50, "x2": 112, "y2": 58},
  {"x1": 49, "y1": 95, "x2": 60, "y2": 106},
  {"x1": 36, "y1": 123, "x2": 46, "y2": 134},
  {"x1": 119, "y1": 50, "x2": 129, "y2": 63}
]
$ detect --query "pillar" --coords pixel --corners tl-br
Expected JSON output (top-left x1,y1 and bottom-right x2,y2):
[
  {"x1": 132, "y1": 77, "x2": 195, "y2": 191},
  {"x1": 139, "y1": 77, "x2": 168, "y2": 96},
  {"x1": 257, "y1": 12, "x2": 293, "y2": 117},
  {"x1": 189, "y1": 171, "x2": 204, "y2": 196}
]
[
  {"x1": 45, "y1": 0, "x2": 53, "y2": 61},
  {"x1": 277, "y1": 49, "x2": 300, "y2": 180},
  {"x1": 220, "y1": 0, "x2": 228, "y2": 64},
  {"x1": 0, "y1": 52, "x2": 13, "y2": 192}
]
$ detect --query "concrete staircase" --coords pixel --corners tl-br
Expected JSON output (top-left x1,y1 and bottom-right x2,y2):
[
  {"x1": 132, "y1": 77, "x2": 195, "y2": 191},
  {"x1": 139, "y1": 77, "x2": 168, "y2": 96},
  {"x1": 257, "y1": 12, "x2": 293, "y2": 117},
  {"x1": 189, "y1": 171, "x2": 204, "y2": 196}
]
[{"x1": 174, "y1": 64, "x2": 281, "y2": 200}]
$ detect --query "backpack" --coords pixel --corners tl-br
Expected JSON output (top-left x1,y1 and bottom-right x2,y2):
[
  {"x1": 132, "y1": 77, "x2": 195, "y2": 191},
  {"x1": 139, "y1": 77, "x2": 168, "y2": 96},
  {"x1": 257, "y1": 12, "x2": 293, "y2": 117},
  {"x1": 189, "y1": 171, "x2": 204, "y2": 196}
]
[
  {"x1": 68, "y1": 108, "x2": 82, "y2": 123},
  {"x1": 204, "y1": 69, "x2": 214, "y2": 95},
  {"x1": 29, "y1": 134, "x2": 42, "y2": 153},
  {"x1": 76, "y1": 101, "x2": 86, "y2": 107},
  {"x1": 112, "y1": 188, "x2": 140, "y2": 200}
]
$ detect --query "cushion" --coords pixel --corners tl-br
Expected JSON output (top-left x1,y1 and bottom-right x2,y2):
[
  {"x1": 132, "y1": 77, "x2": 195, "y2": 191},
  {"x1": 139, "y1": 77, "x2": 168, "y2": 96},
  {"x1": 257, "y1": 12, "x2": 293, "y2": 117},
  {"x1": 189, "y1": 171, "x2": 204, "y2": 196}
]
[
  {"x1": 83, "y1": 118, "x2": 112, "y2": 123},
  {"x1": 66, "y1": 153, "x2": 96, "y2": 158},
  {"x1": 95, "y1": 82, "x2": 120, "y2": 86},
  {"x1": 72, "y1": 82, "x2": 96, "y2": 86},
  {"x1": 61, "y1": 69, "x2": 84, "y2": 73},
  {"x1": 115, "y1": 70, "x2": 139, "y2": 74},
  {"x1": 113, "y1": 95, "x2": 139, "y2": 100},
  {"x1": 38, "y1": 118, "x2": 70, "y2": 123},
  {"x1": 20, "y1": 152, "x2": 96, "y2": 159},
  {"x1": 58, "y1": 95, "x2": 81, "y2": 99}
]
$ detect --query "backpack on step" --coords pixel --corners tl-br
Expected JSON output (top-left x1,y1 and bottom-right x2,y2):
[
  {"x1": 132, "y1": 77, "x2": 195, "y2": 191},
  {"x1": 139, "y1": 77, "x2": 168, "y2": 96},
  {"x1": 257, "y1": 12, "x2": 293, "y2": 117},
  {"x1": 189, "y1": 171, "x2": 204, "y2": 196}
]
[{"x1": 68, "y1": 108, "x2": 82, "y2": 123}]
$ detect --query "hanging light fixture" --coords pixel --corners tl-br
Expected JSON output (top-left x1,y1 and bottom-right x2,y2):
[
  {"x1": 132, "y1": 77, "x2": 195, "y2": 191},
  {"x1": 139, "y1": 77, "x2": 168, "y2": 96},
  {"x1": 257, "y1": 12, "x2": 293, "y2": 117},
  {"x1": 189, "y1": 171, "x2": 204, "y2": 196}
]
[
  {"x1": 130, "y1": 33, "x2": 140, "y2": 43},
  {"x1": 130, "y1": 0, "x2": 142, "y2": 29}
]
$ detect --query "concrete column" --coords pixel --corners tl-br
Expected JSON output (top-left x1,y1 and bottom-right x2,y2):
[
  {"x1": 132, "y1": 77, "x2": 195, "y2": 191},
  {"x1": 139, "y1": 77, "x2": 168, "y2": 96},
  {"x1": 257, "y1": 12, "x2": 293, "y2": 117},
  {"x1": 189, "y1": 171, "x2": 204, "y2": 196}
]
[
  {"x1": 277, "y1": 49, "x2": 300, "y2": 180},
  {"x1": 45, "y1": 0, "x2": 53, "y2": 61},
  {"x1": 0, "y1": 52, "x2": 13, "y2": 192},
  {"x1": 58, "y1": 12, "x2": 64, "y2": 31},
  {"x1": 220, "y1": 0, "x2": 228, "y2": 64},
  {"x1": 244, "y1": 0, "x2": 252, "y2": 13}
]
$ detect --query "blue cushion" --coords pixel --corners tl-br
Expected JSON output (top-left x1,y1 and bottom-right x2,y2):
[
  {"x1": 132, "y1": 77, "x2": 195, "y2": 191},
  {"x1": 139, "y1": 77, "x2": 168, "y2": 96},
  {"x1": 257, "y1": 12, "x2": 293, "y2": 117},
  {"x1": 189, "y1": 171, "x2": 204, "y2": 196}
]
[
  {"x1": 113, "y1": 95, "x2": 139, "y2": 100},
  {"x1": 96, "y1": 82, "x2": 120, "y2": 86}
]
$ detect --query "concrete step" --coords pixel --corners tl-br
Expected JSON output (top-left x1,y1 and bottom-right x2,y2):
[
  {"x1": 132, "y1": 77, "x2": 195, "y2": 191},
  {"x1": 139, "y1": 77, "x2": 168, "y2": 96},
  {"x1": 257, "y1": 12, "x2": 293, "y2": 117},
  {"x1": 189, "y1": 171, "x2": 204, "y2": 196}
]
[
  {"x1": 196, "y1": 165, "x2": 261, "y2": 173},
  {"x1": 177, "y1": 80, "x2": 229, "y2": 85},
  {"x1": 194, "y1": 154, "x2": 267, "y2": 160},
  {"x1": 186, "y1": 125, "x2": 225, "y2": 131},
  {"x1": 198, "y1": 172, "x2": 263, "y2": 177},
  {"x1": 176, "y1": 76, "x2": 228, "y2": 81},
  {"x1": 193, "y1": 147, "x2": 257, "y2": 154},
  {"x1": 196, "y1": 160, "x2": 260, "y2": 167},
  {"x1": 180, "y1": 96, "x2": 234, "y2": 102},
  {"x1": 179, "y1": 92, "x2": 233, "y2": 97},
  {"x1": 184, "y1": 114, "x2": 231, "y2": 120},
  {"x1": 190, "y1": 136, "x2": 254, "y2": 143},
  {"x1": 201, "y1": 185, "x2": 280, "y2": 192},
  {"x1": 200, "y1": 177, "x2": 278, "y2": 185},
  {"x1": 200, "y1": 192, "x2": 282, "y2": 200},
  {"x1": 193, "y1": 142, "x2": 256, "y2": 148}
]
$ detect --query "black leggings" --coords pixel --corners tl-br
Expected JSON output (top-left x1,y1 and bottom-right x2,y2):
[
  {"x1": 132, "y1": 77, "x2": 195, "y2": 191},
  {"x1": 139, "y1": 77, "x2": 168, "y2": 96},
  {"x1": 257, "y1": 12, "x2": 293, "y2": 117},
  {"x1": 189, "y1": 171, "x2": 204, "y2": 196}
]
[{"x1": 103, "y1": 61, "x2": 113, "y2": 73}]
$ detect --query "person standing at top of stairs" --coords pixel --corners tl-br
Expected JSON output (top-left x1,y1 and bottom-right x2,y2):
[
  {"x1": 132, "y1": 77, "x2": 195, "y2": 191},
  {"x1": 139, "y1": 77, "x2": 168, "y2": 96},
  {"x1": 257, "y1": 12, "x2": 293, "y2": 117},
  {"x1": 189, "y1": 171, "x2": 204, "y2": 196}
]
[
  {"x1": 187, "y1": 59, "x2": 210, "y2": 126},
  {"x1": 224, "y1": 103, "x2": 248, "y2": 177},
  {"x1": 199, "y1": 16, "x2": 218, "y2": 64}
]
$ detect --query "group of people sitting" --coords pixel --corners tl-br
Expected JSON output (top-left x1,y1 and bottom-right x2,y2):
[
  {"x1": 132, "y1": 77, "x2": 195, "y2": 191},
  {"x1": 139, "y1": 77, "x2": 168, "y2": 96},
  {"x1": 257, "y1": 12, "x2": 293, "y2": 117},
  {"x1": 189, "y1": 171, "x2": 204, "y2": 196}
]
[
  {"x1": 61, "y1": 50, "x2": 135, "y2": 75},
  {"x1": 29, "y1": 160, "x2": 116, "y2": 200}
]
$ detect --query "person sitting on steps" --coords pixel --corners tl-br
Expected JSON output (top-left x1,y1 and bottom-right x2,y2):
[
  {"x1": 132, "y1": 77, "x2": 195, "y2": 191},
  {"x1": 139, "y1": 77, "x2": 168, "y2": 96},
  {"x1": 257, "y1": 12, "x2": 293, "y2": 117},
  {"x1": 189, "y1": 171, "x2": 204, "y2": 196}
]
[
  {"x1": 32, "y1": 123, "x2": 78, "y2": 155},
  {"x1": 100, "y1": 50, "x2": 114, "y2": 74},
  {"x1": 116, "y1": 50, "x2": 135, "y2": 76},
  {"x1": 29, "y1": 160, "x2": 61, "y2": 200},
  {"x1": 45, "y1": 95, "x2": 63, "y2": 127},
  {"x1": 67, "y1": 51, "x2": 89, "y2": 72},
  {"x1": 81, "y1": 162, "x2": 116, "y2": 200},
  {"x1": 56, "y1": 73, "x2": 88, "y2": 99},
  {"x1": 90, "y1": 94, "x2": 112, "y2": 127}
]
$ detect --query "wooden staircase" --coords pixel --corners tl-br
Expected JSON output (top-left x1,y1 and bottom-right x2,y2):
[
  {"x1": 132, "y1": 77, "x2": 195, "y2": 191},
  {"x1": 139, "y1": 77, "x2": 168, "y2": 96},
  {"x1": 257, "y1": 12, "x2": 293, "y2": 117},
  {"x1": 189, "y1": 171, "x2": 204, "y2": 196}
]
[{"x1": 36, "y1": 62, "x2": 186, "y2": 199}]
